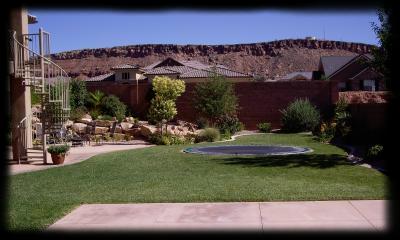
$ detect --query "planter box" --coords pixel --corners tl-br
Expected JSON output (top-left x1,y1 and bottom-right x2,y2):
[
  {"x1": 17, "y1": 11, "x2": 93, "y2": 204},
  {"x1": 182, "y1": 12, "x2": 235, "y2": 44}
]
[{"x1": 51, "y1": 153, "x2": 66, "y2": 165}]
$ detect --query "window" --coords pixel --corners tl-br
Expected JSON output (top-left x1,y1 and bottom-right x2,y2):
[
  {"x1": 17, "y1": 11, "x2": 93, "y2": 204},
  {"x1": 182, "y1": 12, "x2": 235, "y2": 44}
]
[
  {"x1": 363, "y1": 80, "x2": 376, "y2": 91},
  {"x1": 122, "y1": 72, "x2": 130, "y2": 80},
  {"x1": 338, "y1": 82, "x2": 347, "y2": 91}
]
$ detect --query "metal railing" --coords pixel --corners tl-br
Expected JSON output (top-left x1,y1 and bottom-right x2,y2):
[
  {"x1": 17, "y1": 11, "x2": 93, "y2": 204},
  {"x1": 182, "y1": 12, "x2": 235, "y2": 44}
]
[{"x1": 11, "y1": 28, "x2": 71, "y2": 164}]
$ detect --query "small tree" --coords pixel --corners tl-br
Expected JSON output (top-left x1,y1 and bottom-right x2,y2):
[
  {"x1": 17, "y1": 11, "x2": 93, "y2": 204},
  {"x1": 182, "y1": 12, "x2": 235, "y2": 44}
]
[
  {"x1": 87, "y1": 90, "x2": 105, "y2": 112},
  {"x1": 147, "y1": 76, "x2": 185, "y2": 132},
  {"x1": 193, "y1": 72, "x2": 238, "y2": 124},
  {"x1": 69, "y1": 79, "x2": 88, "y2": 110},
  {"x1": 371, "y1": 8, "x2": 392, "y2": 88}
]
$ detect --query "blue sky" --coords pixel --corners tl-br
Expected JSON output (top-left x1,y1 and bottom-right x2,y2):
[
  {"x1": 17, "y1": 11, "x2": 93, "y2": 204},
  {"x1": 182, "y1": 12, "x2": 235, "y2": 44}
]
[{"x1": 28, "y1": 9, "x2": 380, "y2": 53}]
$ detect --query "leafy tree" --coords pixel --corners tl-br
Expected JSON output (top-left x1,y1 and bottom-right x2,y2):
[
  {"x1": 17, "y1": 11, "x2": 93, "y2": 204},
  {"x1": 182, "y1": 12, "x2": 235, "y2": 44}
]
[
  {"x1": 147, "y1": 76, "x2": 185, "y2": 130},
  {"x1": 193, "y1": 72, "x2": 238, "y2": 124},
  {"x1": 151, "y1": 76, "x2": 185, "y2": 100},
  {"x1": 87, "y1": 90, "x2": 105, "y2": 112},
  {"x1": 371, "y1": 8, "x2": 392, "y2": 88},
  {"x1": 147, "y1": 96, "x2": 177, "y2": 125},
  {"x1": 69, "y1": 79, "x2": 88, "y2": 110}
]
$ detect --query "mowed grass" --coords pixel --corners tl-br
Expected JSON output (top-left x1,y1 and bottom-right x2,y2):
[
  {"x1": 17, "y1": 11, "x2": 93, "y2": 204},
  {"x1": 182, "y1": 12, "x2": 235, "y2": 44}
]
[{"x1": 7, "y1": 133, "x2": 388, "y2": 231}]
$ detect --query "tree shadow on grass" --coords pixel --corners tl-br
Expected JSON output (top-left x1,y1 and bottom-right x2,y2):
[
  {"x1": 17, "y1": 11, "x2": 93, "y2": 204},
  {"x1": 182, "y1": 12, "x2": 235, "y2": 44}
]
[{"x1": 213, "y1": 154, "x2": 352, "y2": 169}]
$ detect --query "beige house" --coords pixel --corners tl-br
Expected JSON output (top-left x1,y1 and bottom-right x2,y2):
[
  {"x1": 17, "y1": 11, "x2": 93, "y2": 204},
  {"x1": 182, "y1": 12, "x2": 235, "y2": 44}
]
[{"x1": 86, "y1": 57, "x2": 253, "y2": 83}]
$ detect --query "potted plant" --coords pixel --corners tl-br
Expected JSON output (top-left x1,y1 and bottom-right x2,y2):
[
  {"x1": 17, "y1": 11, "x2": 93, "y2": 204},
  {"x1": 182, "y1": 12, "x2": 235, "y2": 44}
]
[{"x1": 47, "y1": 144, "x2": 70, "y2": 165}]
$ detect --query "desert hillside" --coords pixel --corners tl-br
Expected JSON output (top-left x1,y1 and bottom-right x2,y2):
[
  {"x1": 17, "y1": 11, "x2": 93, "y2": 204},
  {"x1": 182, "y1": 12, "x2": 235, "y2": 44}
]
[{"x1": 50, "y1": 39, "x2": 375, "y2": 80}]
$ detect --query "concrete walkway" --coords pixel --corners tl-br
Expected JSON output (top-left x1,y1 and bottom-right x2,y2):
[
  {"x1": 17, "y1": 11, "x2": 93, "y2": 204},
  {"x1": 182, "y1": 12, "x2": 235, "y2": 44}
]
[
  {"x1": 48, "y1": 200, "x2": 387, "y2": 232},
  {"x1": 8, "y1": 140, "x2": 153, "y2": 175}
]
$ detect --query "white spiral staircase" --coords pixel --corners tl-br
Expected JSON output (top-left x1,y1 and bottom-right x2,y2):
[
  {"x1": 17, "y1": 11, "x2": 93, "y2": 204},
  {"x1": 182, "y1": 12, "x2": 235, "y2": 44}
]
[{"x1": 10, "y1": 28, "x2": 70, "y2": 164}]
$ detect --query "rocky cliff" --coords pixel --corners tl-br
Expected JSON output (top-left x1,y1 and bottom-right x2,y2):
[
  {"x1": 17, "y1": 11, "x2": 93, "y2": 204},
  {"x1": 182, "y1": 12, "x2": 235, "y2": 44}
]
[{"x1": 51, "y1": 39, "x2": 375, "y2": 80}]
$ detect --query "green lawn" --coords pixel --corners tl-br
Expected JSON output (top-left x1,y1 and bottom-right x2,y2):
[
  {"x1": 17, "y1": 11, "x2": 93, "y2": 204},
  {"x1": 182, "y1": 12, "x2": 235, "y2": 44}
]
[{"x1": 7, "y1": 133, "x2": 388, "y2": 231}]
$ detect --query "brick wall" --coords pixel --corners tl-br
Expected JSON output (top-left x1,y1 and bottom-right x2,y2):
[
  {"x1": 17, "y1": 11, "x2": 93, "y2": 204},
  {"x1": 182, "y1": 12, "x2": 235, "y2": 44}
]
[{"x1": 86, "y1": 80, "x2": 338, "y2": 130}]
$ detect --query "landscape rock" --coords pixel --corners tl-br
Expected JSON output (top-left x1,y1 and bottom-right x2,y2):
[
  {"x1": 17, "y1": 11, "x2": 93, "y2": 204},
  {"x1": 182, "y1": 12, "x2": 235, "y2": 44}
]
[
  {"x1": 120, "y1": 122, "x2": 133, "y2": 131},
  {"x1": 95, "y1": 120, "x2": 114, "y2": 127},
  {"x1": 95, "y1": 126, "x2": 109, "y2": 134},
  {"x1": 72, "y1": 123, "x2": 87, "y2": 134},
  {"x1": 115, "y1": 125, "x2": 123, "y2": 133},
  {"x1": 140, "y1": 124, "x2": 157, "y2": 137}
]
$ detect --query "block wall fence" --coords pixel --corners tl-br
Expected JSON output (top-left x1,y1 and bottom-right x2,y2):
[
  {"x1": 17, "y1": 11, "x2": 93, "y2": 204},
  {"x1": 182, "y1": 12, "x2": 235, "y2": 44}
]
[{"x1": 86, "y1": 81, "x2": 339, "y2": 130}]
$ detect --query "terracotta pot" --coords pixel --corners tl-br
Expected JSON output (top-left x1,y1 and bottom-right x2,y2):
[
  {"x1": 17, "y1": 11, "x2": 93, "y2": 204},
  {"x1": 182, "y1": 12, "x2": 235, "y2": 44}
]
[{"x1": 51, "y1": 153, "x2": 66, "y2": 165}]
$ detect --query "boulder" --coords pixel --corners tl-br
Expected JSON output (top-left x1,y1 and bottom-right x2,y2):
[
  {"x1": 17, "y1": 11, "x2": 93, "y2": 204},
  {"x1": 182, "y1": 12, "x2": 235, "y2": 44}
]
[
  {"x1": 120, "y1": 122, "x2": 133, "y2": 131},
  {"x1": 95, "y1": 120, "x2": 114, "y2": 127},
  {"x1": 140, "y1": 124, "x2": 157, "y2": 137},
  {"x1": 64, "y1": 120, "x2": 74, "y2": 128},
  {"x1": 77, "y1": 117, "x2": 92, "y2": 124},
  {"x1": 72, "y1": 123, "x2": 87, "y2": 134},
  {"x1": 112, "y1": 133, "x2": 126, "y2": 140},
  {"x1": 82, "y1": 113, "x2": 92, "y2": 120},
  {"x1": 115, "y1": 126, "x2": 123, "y2": 133},
  {"x1": 124, "y1": 127, "x2": 141, "y2": 137},
  {"x1": 95, "y1": 126, "x2": 109, "y2": 134}
]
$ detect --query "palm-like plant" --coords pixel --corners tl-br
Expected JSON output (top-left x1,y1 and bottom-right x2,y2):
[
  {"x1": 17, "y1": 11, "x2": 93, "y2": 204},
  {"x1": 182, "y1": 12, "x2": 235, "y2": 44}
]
[{"x1": 87, "y1": 90, "x2": 105, "y2": 112}]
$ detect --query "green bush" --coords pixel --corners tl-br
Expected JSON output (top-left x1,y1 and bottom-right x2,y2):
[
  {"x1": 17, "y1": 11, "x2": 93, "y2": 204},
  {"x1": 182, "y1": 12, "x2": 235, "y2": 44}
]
[
  {"x1": 334, "y1": 98, "x2": 351, "y2": 138},
  {"x1": 367, "y1": 145, "x2": 384, "y2": 160},
  {"x1": 70, "y1": 79, "x2": 88, "y2": 110},
  {"x1": 90, "y1": 109, "x2": 101, "y2": 120},
  {"x1": 47, "y1": 144, "x2": 70, "y2": 155},
  {"x1": 314, "y1": 121, "x2": 336, "y2": 143},
  {"x1": 69, "y1": 106, "x2": 87, "y2": 121},
  {"x1": 281, "y1": 98, "x2": 320, "y2": 133},
  {"x1": 195, "y1": 128, "x2": 220, "y2": 143},
  {"x1": 148, "y1": 133, "x2": 189, "y2": 145},
  {"x1": 100, "y1": 95, "x2": 127, "y2": 122},
  {"x1": 257, "y1": 122, "x2": 271, "y2": 133},
  {"x1": 215, "y1": 114, "x2": 243, "y2": 136}
]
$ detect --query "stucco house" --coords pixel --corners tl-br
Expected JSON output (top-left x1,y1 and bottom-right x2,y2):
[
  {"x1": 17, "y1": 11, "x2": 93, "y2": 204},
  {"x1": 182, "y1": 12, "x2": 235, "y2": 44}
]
[
  {"x1": 280, "y1": 54, "x2": 384, "y2": 92},
  {"x1": 85, "y1": 57, "x2": 252, "y2": 84},
  {"x1": 317, "y1": 54, "x2": 385, "y2": 91}
]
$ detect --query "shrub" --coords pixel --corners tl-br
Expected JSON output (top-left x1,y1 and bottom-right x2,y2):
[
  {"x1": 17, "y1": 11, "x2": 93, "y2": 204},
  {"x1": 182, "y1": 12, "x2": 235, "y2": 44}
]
[
  {"x1": 86, "y1": 90, "x2": 105, "y2": 112},
  {"x1": 90, "y1": 109, "x2": 101, "y2": 120},
  {"x1": 70, "y1": 79, "x2": 88, "y2": 110},
  {"x1": 195, "y1": 128, "x2": 220, "y2": 143},
  {"x1": 367, "y1": 145, "x2": 384, "y2": 160},
  {"x1": 124, "y1": 134, "x2": 132, "y2": 141},
  {"x1": 281, "y1": 98, "x2": 320, "y2": 133},
  {"x1": 215, "y1": 114, "x2": 243, "y2": 136},
  {"x1": 100, "y1": 95, "x2": 127, "y2": 122},
  {"x1": 69, "y1": 106, "x2": 87, "y2": 121},
  {"x1": 314, "y1": 121, "x2": 336, "y2": 143},
  {"x1": 334, "y1": 97, "x2": 351, "y2": 138},
  {"x1": 193, "y1": 72, "x2": 238, "y2": 123},
  {"x1": 148, "y1": 133, "x2": 188, "y2": 145},
  {"x1": 47, "y1": 144, "x2": 70, "y2": 155},
  {"x1": 257, "y1": 122, "x2": 271, "y2": 133}
]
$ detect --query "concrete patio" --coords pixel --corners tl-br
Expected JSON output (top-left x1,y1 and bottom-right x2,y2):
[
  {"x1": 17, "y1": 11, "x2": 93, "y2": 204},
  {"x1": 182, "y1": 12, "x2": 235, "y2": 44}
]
[
  {"x1": 8, "y1": 140, "x2": 153, "y2": 175},
  {"x1": 48, "y1": 200, "x2": 387, "y2": 232}
]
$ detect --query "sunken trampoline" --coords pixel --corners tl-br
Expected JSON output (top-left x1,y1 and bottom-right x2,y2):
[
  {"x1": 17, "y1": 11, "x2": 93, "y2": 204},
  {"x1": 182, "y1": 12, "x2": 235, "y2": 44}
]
[{"x1": 183, "y1": 145, "x2": 312, "y2": 156}]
